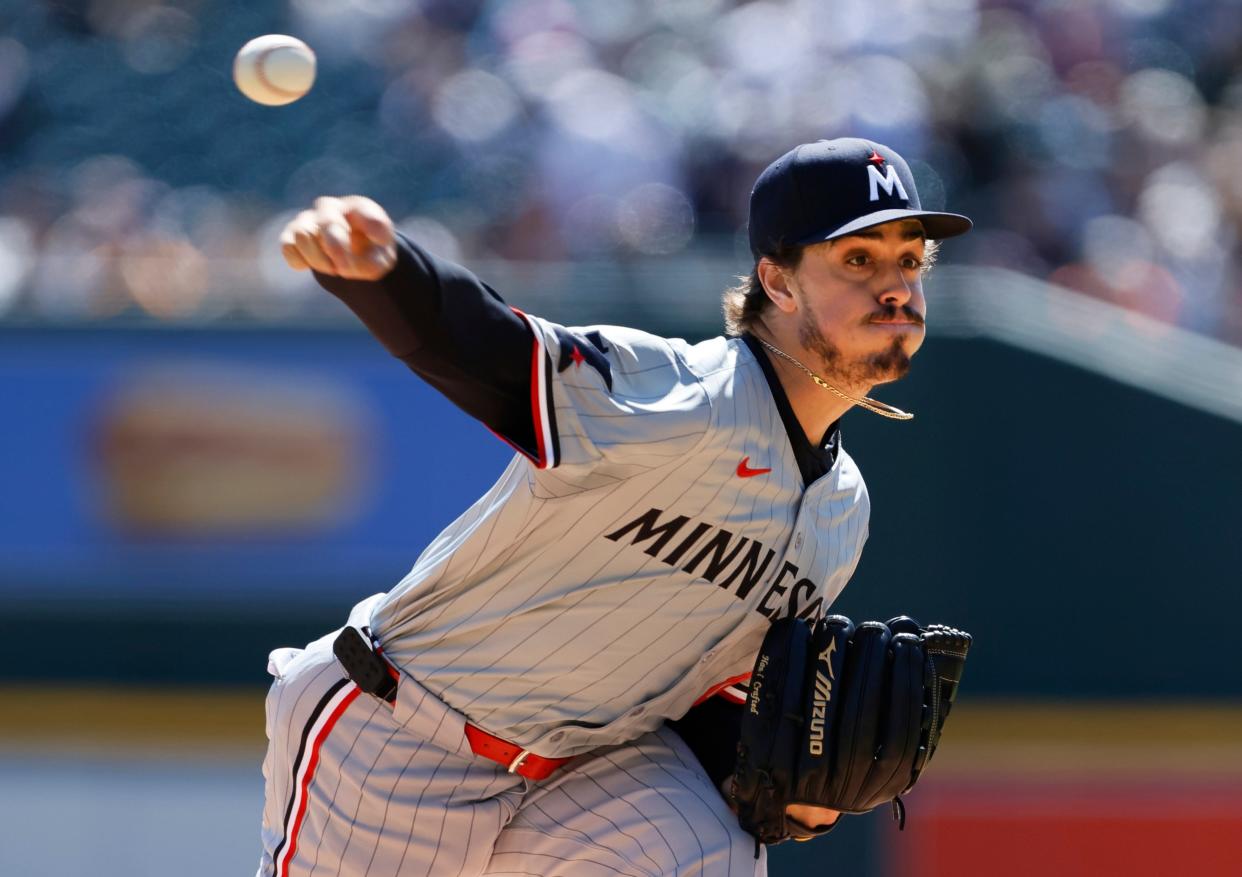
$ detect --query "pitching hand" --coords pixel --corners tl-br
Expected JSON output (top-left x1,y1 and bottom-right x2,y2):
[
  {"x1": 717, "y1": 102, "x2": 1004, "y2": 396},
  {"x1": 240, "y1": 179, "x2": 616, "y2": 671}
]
[{"x1": 280, "y1": 195, "x2": 398, "y2": 281}]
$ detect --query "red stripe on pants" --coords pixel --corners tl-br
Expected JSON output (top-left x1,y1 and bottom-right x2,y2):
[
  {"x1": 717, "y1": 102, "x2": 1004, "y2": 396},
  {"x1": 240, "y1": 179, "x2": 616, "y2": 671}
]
[{"x1": 276, "y1": 686, "x2": 362, "y2": 877}]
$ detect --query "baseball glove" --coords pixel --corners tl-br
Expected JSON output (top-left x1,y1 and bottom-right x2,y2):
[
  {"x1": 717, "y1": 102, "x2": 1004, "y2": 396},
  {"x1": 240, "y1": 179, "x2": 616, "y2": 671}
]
[{"x1": 729, "y1": 614, "x2": 970, "y2": 848}]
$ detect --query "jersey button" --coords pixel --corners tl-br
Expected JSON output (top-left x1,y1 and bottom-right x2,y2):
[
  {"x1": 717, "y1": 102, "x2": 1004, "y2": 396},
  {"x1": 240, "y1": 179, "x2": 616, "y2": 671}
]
[
  {"x1": 550, "y1": 731, "x2": 565, "y2": 742},
  {"x1": 629, "y1": 706, "x2": 645, "y2": 718},
  {"x1": 793, "y1": 532, "x2": 803, "y2": 550}
]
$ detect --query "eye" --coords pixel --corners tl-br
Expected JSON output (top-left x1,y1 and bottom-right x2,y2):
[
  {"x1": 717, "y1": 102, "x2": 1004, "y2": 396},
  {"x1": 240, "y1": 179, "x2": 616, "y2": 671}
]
[
  {"x1": 845, "y1": 253, "x2": 871, "y2": 267},
  {"x1": 900, "y1": 255, "x2": 924, "y2": 270}
]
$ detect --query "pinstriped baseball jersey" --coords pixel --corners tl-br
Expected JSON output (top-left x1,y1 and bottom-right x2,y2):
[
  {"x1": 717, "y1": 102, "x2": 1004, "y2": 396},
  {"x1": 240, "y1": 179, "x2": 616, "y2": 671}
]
[
  {"x1": 369, "y1": 321, "x2": 870, "y2": 757},
  {"x1": 260, "y1": 139, "x2": 972, "y2": 876}
]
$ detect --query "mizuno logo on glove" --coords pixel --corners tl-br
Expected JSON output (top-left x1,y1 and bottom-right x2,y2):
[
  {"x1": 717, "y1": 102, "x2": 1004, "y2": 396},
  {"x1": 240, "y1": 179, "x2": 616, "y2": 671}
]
[{"x1": 808, "y1": 670, "x2": 833, "y2": 755}]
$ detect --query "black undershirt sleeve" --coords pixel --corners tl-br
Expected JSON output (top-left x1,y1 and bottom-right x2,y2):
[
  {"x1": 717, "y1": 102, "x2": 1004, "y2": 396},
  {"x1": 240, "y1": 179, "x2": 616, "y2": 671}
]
[{"x1": 312, "y1": 233, "x2": 540, "y2": 459}]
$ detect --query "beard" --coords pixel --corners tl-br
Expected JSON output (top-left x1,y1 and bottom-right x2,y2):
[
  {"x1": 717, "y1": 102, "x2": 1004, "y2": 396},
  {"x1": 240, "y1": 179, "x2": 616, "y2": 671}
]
[{"x1": 798, "y1": 309, "x2": 913, "y2": 388}]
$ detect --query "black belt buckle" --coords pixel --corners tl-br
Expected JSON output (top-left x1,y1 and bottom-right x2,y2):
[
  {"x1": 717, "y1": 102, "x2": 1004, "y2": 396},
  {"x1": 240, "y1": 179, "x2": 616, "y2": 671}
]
[{"x1": 333, "y1": 626, "x2": 398, "y2": 703}]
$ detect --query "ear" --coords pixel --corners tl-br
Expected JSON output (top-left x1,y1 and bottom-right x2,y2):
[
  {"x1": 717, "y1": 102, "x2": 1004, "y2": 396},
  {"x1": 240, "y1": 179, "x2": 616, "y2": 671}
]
[{"x1": 756, "y1": 258, "x2": 799, "y2": 314}]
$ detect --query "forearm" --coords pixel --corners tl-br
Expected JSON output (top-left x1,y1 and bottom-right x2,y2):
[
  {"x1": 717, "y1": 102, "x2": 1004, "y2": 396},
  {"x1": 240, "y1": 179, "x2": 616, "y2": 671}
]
[{"x1": 314, "y1": 234, "x2": 539, "y2": 455}]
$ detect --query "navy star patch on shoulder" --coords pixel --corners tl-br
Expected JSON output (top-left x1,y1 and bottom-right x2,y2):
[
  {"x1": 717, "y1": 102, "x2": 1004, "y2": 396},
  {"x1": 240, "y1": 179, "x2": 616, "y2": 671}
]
[{"x1": 552, "y1": 326, "x2": 613, "y2": 391}]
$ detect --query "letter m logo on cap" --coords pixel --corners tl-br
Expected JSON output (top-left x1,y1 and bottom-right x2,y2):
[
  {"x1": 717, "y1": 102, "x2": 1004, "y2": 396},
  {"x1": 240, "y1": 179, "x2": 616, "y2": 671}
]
[{"x1": 867, "y1": 164, "x2": 909, "y2": 203}]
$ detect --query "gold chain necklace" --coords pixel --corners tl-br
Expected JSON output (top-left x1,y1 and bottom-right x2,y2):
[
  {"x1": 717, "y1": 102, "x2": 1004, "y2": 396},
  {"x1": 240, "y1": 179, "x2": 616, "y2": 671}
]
[{"x1": 756, "y1": 337, "x2": 914, "y2": 421}]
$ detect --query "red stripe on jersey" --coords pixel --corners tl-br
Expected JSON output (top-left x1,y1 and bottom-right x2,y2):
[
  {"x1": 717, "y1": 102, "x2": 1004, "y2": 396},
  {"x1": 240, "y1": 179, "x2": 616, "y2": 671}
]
[
  {"x1": 509, "y1": 306, "x2": 551, "y2": 469},
  {"x1": 692, "y1": 672, "x2": 751, "y2": 707},
  {"x1": 484, "y1": 424, "x2": 538, "y2": 463},
  {"x1": 275, "y1": 684, "x2": 362, "y2": 877},
  {"x1": 528, "y1": 326, "x2": 548, "y2": 468}
]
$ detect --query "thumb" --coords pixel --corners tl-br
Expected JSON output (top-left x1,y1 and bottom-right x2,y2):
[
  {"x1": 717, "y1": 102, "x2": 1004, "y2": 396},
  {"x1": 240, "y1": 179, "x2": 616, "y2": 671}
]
[{"x1": 340, "y1": 196, "x2": 395, "y2": 249}]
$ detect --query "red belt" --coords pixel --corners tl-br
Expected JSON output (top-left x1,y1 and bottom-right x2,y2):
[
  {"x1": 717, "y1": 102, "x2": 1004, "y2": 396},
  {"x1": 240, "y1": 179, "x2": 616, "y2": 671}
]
[
  {"x1": 462, "y1": 723, "x2": 573, "y2": 781},
  {"x1": 334, "y1": 626, "x2": 572, "y2": 781}
]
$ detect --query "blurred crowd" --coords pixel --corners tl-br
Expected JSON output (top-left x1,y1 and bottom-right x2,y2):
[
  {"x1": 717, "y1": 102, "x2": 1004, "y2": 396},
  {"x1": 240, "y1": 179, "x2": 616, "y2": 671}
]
[{"x1": 2, "y1": 0, "x2": 1242, "y2": 341}]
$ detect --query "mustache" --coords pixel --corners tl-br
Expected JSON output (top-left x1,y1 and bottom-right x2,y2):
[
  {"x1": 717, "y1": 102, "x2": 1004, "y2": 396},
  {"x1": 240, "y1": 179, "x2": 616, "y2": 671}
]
[{"x1": 868, "y1": 304, "x2": 925, "y2": 325}]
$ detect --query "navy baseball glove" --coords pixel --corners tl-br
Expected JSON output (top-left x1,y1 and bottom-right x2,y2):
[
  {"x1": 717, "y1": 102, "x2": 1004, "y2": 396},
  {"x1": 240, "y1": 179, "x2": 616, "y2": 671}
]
[{"x1": 728, "y1": 614, "x2": 971, "y2": 848}]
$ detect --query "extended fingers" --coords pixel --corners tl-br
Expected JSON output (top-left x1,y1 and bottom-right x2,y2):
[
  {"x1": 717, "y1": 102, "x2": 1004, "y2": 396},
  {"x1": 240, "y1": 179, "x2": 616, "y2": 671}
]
[
  {"x1": 281, "y1": 241, "x2": 308, "y2": 271},
  {"x1": 280, "y1": 210, "x2": 335, "y2": 274},
  {"x1": 280, "y1": 197, "x2": 397, "y2": 280},
  {"x1": 279, "y1": 209, "x2": 310, "y2": 270},
  {"x1": 342, "y1": 197, "x2": 398, "y2": 279},
  {"x1": 311, "y1": 197, "x2": 357, "y2": 274}
]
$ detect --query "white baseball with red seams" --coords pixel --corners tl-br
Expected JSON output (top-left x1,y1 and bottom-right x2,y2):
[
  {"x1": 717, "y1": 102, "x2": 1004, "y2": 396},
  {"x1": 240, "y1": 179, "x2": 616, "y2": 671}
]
[{"x1": 233, "y1": 35, "x2": 316, "y2": 106}]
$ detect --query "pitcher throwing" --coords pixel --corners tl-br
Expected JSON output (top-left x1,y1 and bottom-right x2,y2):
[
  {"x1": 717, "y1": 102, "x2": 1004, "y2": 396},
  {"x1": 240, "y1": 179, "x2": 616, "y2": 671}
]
[{"x1": 258, "y1": 137, "x2": 972, "y2": 876}]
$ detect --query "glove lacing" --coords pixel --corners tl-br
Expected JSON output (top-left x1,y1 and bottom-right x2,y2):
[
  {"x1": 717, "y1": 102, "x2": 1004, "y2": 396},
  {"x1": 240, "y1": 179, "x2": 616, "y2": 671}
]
[{"x1": 891, "y1": 796, "x2": 907, "y2": 830}]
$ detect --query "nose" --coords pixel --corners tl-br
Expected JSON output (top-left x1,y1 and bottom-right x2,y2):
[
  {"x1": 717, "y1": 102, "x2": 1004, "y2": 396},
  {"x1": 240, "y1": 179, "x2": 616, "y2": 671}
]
[{"x1": 877, "y1": 266, "x2": 913, "y2": 308}]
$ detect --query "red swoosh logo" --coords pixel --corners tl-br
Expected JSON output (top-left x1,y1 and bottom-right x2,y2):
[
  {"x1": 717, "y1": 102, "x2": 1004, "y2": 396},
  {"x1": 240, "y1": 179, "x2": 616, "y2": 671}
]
[{"x1": 736, "y1": 456, "x2": 771, "y2": 478}]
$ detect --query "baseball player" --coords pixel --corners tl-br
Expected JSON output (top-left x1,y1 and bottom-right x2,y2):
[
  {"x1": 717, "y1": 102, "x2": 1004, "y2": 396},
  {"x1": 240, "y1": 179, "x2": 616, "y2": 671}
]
[{"x1": 258, "y1": 137, "x2": 971, "y2": 876}]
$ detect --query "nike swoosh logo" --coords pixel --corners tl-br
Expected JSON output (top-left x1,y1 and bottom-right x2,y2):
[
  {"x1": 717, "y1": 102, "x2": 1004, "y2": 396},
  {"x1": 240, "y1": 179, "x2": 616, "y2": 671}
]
[{"x1": 736, "y1": 456, "x2": 772, "y2": 478}]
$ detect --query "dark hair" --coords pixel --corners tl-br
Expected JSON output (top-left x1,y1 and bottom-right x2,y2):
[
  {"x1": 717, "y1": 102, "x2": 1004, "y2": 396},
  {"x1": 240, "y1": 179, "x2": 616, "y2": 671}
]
[{"x1": 720, "y1": 238, "x2": 941, "y2": 337}]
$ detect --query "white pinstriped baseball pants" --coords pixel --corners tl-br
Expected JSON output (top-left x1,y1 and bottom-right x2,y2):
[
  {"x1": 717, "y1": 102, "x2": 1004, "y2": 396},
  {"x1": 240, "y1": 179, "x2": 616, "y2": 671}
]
[{"x1": 256, "y1": 609, "x2": 766, "y2": 877}]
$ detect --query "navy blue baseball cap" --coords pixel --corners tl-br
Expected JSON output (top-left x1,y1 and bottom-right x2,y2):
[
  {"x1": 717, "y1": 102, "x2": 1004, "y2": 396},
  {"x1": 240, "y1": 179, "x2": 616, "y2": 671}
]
[{"x1": 748, "y1": 138, "x2": 972, "y2": 260}]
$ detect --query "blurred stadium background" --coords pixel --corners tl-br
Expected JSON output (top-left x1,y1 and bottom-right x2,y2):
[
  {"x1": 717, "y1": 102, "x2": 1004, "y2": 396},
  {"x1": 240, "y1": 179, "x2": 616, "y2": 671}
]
[{"x1": 2, "y1": 0, "x2": 1241, "y2": 874}]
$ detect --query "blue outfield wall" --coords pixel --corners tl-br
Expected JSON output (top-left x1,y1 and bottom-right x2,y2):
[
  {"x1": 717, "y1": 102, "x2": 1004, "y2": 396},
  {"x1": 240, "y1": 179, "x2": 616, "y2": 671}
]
[
  {"x1": 0, "y1": 325, "x2": 514, "y2": 606},
  {"x1": 1, "y1": 325, "x2": 1240, "y2": 697}
]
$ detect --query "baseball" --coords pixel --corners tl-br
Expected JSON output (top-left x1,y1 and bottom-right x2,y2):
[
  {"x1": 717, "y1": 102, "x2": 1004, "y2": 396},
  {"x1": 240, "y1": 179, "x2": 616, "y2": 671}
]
[{"x1": 233, "y1": 35, "x2": 316, "y2": 106}]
